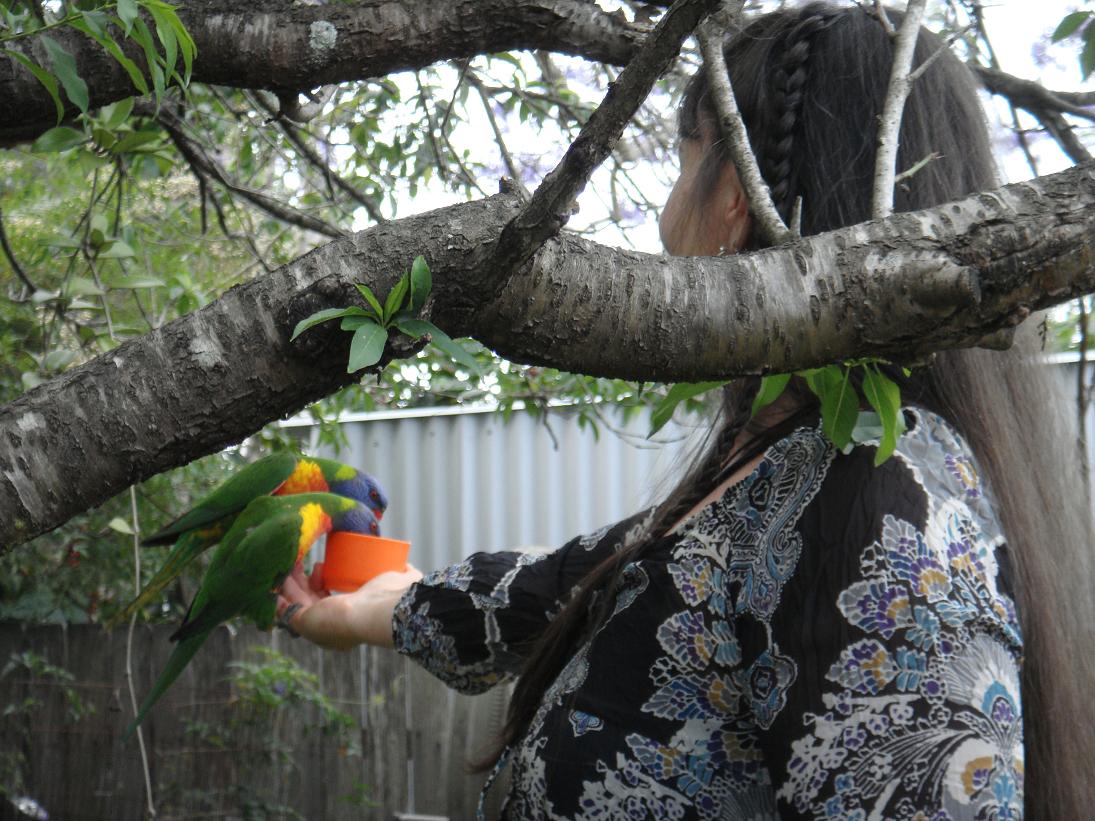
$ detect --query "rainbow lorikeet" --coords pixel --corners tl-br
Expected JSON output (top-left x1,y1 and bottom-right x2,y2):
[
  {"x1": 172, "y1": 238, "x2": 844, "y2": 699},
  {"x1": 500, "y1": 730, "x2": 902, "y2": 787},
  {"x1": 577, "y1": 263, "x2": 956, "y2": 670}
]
[
  {"x1": 124, "y1": 492, "x2": 377, "y2": 737},
  {"x1": 107, "y1": 453, "x2": 387, "y2": 628}
]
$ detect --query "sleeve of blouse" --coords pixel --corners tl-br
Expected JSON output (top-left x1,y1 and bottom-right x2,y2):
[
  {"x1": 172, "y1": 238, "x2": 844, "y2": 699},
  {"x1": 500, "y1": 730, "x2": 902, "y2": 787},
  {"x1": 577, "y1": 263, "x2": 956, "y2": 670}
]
[
  {"x1": 768, "y1": 415, "x2": 1024, "y2": 820},
  {"x1": 391, "y1": 508, "x2": 653, "y2": 695}
]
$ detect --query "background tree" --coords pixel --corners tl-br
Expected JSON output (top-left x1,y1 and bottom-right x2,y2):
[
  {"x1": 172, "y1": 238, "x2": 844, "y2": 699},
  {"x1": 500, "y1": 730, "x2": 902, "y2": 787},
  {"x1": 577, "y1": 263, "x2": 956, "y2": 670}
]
[{"x1": 0, "y1": 0, "x2": 1091, "y2": 628}]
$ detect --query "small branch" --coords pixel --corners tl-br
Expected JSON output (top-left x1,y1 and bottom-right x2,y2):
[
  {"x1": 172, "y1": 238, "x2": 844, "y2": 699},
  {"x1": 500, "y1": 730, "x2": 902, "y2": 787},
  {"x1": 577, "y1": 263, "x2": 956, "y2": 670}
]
[
  {"x1": 0, "y1": 204, "x2": 36, "y2": 292},
  {"x1": 415, "y1": 71, "x2": 450, "y2": 185},
  {"x1": 1079, "y1": 297, "x2": 1091, "y2": 493},
  {"x1": 138, "y1": 102, "x2": 344, "y2": 239},
  {"x1": 254, "y1": 93, "x2": 387, "y2": 224},
  {"x1": 468, "y1": 72, "x2": 530, "y2": 198},
  {"x1": 872, "y1": 0, "x2": 928, "y2": 220},
  {"x1": 908, "y1": 22, "x2": 973, "y2": 82},
  {"x1": 696, "y1": 8, "x2": 795, "y2": 246},
  {"x1": 489, "y1": 0, "x2": 724, "y2": 275},
  {"x1": 874, "y1": 0, "x2": 896, "y2": 36},
  {"x1": 1037, "y1": 109, "x2": 1094, "y2": 165},
  {"x1": 894, "y1": 151, "x2": 940, "y2": 184}
]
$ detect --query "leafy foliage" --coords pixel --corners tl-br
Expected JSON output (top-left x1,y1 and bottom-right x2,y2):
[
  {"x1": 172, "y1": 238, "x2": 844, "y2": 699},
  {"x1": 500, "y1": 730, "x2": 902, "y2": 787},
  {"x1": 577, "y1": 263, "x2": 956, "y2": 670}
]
[
  {"x1": 1052, "y1": 6, "x2": 1095, "y2": 79},
  {"x1": 0, "y1": 651, "x2": 93, "y2": 801},
  {"x1": 651, "y1": 362, "x2": 907, "y2": 466},
  {"x1": 156, "y1": 646, "x2": 376, "y2": 817},
  {"x1": 293, "y1": 255, "x2": 481, "y2": 374}
]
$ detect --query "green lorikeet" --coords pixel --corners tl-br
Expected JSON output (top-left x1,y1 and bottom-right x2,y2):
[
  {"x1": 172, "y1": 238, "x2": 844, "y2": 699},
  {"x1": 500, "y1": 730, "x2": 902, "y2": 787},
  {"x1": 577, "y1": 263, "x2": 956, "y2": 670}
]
[
  {"x1": 107, "y1": 453, "x2": 387, "y2": 628},
  {"x1": 124, "y1": 492, "x2": 378, "y2": 738}
]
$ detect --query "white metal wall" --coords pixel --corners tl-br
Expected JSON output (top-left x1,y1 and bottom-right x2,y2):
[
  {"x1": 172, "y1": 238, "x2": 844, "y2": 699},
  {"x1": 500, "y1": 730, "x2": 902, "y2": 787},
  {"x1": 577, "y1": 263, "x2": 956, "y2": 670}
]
[{"x1": 292, "y1": 405, "x2": 707, "y2": 573}]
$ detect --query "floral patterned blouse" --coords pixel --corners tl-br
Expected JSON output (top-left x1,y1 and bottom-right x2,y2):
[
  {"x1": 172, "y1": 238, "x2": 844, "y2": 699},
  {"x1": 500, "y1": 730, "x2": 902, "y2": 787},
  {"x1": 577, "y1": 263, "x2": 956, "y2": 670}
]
[{"x1": 392, "y1": 408, "x2": 1024, "y2": 820}]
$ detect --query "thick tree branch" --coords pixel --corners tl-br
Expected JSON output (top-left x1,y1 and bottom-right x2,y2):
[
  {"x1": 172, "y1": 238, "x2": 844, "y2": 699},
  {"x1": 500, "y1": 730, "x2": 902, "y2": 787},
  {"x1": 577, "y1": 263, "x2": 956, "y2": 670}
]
[
  {"x1": 0, "y1": 0, "x2": 643, "y2": 144},
  {"x1": 1, "y1": 161, "x2": 1092, "y2": 547}
]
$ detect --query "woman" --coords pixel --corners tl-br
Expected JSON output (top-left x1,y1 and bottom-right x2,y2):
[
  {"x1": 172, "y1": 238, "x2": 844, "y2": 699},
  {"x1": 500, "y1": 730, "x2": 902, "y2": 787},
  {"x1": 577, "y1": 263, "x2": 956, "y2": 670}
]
[{"x1": 278, "y1": 4, "x2": 1095, "y2": 817}]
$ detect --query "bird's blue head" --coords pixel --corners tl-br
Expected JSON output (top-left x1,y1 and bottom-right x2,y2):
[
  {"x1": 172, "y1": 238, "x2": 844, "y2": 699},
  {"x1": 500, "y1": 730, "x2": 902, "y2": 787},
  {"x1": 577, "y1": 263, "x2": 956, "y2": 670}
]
[
  {"x1": 340, "y1": 501, "x2": 381, "y2": 537},
  {"x1": 330, "y1": 471, "x2": 389, "y2": 520}
]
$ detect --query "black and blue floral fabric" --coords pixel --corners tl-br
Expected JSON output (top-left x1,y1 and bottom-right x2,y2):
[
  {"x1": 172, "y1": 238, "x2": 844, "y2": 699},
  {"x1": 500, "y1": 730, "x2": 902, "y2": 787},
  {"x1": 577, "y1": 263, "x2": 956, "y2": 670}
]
[{"x1": 392, "y1": 409, "x2": 1023, "y2": 820}]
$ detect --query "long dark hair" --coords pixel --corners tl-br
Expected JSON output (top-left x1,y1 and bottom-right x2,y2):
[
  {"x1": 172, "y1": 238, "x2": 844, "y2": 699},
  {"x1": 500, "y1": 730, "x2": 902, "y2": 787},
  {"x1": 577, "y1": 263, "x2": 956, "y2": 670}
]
[{"x1": 479, "y1": 6, "x2": 1095, "y2": 817}]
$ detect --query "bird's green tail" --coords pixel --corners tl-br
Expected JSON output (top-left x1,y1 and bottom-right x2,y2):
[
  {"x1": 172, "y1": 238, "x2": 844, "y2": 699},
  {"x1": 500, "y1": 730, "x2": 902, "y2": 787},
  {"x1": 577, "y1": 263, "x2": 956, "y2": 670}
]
[
  {"x1": 123, "y1": 631, "x2": 208, "y2": 740},
  {"x1": 107, "y1": 533, "x2": 207, "y2": 629}
]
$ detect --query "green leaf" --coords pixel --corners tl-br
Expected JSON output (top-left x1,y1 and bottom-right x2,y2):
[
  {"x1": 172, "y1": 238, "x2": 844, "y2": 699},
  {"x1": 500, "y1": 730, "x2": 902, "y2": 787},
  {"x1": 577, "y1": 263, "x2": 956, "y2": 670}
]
[
  {"x1": 173, "y1": 14, "x2": 196, "y2": 84},
  {"x1": 98, "y1": 239, "x2": 136, "y2": 258},
  {"x1": 41, "y1": 36, "x2": 89, "y2": 113},
  {"x1": 426, "y1": 331, "x2": 482, "y2": 375},
  {"x1": 116, "y1": 0, "x2": 139, "y2": 34},
  {"x1": 102, "y1": 96, "x2": 134, "y2": 129},
  {"x1": 649, "y1": 381, "x2": 727, "y2": 437},
  {"x1": 147, "y1": 6, "x2": 178, "y2": 80},
  {"x1": 96, "y1": 31, "x2": 149, "y2": 95},
  {"x1": 354, "y1": 283, "x2": 385, "y2": 321},
  {"x1": 5, "y1": 49, "x2": 64, "y2": 122},
  {"x1": 392, "y1": 317, "x2": 433, "y2": 339},
  {"x1": 751, "y1": 373, "x2": 791, "y2": 417},
  {"x1": 42, "y1": 349, "x2": 76, "y2": 371},
  {"x1": 815, "y1": 366, "x2": 859, "y2": 450},
  {"x1": 861, "y1": 366, "x2": 906, "y2": 465},
  {"x1": 79, "y1": 10, "x2": 108, "y2": 38},
  {"x1": 290, "y1": 307, "x2": 365, "y2": 340},
  {"x1": 141, "y1": 0, "x2": 196, "y2": 83},
  {"x1": 108, "y1": 516, "x2": 135, "y2": 535},
  {"x1": 340, "y1": 316, "x2": 374, "y2": 331},
  {"x1": 32, "y1": 125, "x2": 86, "y2": 153},
  {"x1": 1052, "y1": 10, "x2": 1091, "y2": 41},
  {"x1": 409, "y1": 255, "x2": 431, "y2": 311},
  {"x1": 61, "y1": 277, "x2": 104, "y2": 298},
  {"x1": 132, "y1": 19, "x2": 165, "y2": 100},
  {"x1": 347, "y1": 321, "x2": 388, "y2": 372},
  {"x1": 1083, "y1": 26, "x2": 1095, "y2": 79},
  {"x1": 383, "y1": 274, "x2": 410, "y2": 323},
  {"x1": 110, "y1": 130, "x2": 161, "y2": 154}
]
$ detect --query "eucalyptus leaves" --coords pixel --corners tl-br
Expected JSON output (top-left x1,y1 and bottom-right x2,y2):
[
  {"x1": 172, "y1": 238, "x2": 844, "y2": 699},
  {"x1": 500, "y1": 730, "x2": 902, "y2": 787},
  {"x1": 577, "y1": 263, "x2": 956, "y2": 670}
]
[
  {"x1": 650, "y1": 361, "x2": 908, "y2": 466},
  {"x1": 291, "y1": 256, "x2": 480, "y2": 375}
]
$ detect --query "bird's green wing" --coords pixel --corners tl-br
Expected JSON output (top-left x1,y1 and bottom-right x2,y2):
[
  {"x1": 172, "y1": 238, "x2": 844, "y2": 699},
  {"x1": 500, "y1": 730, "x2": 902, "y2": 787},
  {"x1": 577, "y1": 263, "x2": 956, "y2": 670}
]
[
  {"x1": 142, "y1": 452, "x2": 300, "y2": 545},
  {"x1": 170, "y1": 507, "x2": 303, "y2": 643}
]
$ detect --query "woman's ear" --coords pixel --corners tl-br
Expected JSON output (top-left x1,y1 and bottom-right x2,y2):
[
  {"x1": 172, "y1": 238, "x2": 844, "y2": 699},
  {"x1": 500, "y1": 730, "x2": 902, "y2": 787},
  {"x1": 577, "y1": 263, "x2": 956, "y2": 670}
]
[{"x1": 717, "y1": 164, "x2": 751, "y2": 254}]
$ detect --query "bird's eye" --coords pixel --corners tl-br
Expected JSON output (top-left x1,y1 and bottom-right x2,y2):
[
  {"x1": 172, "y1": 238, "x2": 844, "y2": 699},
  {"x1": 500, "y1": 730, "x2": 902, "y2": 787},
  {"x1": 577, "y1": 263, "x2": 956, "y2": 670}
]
[{"x1": 370, "y1": 490, "x2": 378, "y2": 500}]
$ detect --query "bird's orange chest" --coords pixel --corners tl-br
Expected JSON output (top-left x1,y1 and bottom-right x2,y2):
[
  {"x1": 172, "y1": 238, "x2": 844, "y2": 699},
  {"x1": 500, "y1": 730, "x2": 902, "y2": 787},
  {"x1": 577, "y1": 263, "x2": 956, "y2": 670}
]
[{"x1": 273, "y1": 460, "x2": 330, "y2": 496}]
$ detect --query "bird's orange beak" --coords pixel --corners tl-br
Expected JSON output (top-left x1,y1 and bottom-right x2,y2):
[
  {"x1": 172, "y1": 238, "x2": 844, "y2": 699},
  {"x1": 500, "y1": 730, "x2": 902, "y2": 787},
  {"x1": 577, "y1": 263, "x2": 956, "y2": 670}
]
[{"x1": 375, "y1": 510, "x2": 384, "y2": 521}]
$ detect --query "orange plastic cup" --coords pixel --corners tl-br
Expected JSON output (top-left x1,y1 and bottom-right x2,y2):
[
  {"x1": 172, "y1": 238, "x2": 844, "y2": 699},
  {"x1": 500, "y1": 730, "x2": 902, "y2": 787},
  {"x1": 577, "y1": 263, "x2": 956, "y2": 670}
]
[{"x1": 314, "y1": 532, "x2": 410, "y2": 593}]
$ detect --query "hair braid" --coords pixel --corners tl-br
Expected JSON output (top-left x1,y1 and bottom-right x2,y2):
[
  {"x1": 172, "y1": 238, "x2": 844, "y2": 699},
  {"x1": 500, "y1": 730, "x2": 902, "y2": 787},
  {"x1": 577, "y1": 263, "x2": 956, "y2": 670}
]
[{"x1": 757, "y1": 12, "x2": 831, "y2": 220}]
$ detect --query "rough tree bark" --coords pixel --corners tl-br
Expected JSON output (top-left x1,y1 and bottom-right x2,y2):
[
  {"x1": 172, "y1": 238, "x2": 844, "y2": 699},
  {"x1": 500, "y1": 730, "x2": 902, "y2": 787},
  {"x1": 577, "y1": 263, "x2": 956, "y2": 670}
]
[
  {"x1": 1, "y1": 161, "x2": 1092, "y2": 548},
  {"x1": 0, "y1": 0, "x2": 642, "y2": 144}
]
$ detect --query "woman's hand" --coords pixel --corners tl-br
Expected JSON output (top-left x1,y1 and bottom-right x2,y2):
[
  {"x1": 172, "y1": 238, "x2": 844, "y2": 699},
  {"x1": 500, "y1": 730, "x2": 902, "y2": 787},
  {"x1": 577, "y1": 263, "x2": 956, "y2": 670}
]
[{"x1": 276, "y1": 562, "x2": 423, "y2": 650}]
